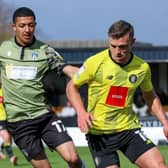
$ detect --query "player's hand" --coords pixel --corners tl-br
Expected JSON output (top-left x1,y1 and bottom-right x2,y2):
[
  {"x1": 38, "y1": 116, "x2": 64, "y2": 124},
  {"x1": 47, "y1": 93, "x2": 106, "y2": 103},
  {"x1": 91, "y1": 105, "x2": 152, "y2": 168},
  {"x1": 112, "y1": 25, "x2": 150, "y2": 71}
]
[{"x1": 77, "y1": 112, "x2": 94, "y2": 133}]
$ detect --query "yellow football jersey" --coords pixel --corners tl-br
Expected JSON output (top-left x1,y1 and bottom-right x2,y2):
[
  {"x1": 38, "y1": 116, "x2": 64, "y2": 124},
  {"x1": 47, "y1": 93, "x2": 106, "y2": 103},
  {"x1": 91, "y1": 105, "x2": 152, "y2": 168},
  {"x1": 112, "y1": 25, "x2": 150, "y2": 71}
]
[
  {"x1": 73, "y1": 49, "x2": 153, "y2": 134},
  {"x1": 0, "y1": 88, "x2": 7, "y2": 121}
]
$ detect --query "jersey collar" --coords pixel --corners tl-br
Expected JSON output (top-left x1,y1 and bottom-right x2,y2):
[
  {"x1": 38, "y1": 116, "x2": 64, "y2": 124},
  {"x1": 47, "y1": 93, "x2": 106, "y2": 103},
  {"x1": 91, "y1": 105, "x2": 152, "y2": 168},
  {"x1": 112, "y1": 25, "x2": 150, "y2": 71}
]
[
  {"x1": 14, "y1": 36, "x2": 36, "y2": 48},
  {"x1": 108, "y1": 49, "x2": 133, "y2": 67}
]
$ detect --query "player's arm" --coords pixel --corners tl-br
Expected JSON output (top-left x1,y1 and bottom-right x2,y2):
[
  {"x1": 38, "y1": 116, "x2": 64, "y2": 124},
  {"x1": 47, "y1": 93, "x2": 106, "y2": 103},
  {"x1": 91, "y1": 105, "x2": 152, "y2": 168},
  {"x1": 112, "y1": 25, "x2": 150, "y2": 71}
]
[
  {"x1": 143, "y1": 90, "x2": 168, "y2": 139},
  {"x1": 66, "y1": 80, "x2": 94, "y2": 133},
  {"x1": 63, "y1": 65, "x2": 79, "y2": 78},
  {"x1": 45, "y1": 46, "x2": 78, "y2": 78}
]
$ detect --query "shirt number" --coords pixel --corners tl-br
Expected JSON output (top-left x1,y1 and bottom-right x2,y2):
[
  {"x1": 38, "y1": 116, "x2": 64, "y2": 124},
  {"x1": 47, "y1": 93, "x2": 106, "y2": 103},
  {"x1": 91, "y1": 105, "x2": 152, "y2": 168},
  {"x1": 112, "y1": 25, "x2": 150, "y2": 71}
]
[{"x1": 51, "y1": 120, "x2": 66, "y2": 133}]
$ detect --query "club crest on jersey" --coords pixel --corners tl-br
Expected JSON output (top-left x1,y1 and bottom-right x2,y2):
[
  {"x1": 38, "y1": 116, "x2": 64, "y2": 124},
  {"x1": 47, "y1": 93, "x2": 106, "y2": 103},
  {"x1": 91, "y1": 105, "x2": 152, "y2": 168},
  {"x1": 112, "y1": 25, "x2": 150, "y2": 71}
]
[
  {"x1": 31, "y1": 52, "x2": 38, "y2": 60},
  {"x1": 129, "y1": 74, "x2": 137, "y2": 83}
]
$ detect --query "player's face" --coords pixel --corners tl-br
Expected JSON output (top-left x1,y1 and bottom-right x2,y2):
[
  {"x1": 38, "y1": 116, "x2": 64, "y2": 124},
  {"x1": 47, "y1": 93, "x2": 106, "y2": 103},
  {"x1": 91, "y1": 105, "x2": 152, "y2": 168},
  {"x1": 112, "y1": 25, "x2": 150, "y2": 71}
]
[
  {"x1": 108, "y1": 33, "x2": 135, "y2": 64},
  {"x1": 12, "y1": 16, "x2": 36, "y2": 46}
]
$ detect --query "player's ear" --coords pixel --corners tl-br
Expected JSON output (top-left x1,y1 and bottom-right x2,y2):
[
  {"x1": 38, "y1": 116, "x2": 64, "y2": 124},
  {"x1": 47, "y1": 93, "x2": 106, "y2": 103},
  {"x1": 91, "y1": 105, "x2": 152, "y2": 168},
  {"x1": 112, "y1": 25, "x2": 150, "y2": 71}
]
[
  {"x1": 12, "y1": 23, "x2": 16, "y2": 32},
  {"x1": 132, "y1": 38, "x2": 136, "y2": 45}
]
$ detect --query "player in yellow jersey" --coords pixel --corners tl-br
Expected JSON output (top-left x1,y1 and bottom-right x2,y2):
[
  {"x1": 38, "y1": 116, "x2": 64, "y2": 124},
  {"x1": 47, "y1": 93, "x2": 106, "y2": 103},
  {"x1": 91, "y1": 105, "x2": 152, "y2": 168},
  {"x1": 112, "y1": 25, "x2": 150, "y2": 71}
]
[
  {"x1": 0, "y1": 84, "x2": 17, "y2": 165},
  {"x1": 66, "y1": 20, "x2": 168, "y2": 168},
  {"x1": 0, "y1": 88, "x2": 6, "y2": 160}
]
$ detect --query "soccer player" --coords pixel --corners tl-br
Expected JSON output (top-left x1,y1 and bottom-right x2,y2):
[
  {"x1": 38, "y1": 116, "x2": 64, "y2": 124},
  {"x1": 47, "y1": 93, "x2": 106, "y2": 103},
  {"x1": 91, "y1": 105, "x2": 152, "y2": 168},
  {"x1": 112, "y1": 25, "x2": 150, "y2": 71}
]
[
  {"x1": 0, "y1": 7, "x2": 85, "y2": 168},
  {"x1": 0, "y1": 82, "x2": 17, "y2": 165},
  {"x1": 66, "y1": 20, "x2": 168, "y2": 168}
]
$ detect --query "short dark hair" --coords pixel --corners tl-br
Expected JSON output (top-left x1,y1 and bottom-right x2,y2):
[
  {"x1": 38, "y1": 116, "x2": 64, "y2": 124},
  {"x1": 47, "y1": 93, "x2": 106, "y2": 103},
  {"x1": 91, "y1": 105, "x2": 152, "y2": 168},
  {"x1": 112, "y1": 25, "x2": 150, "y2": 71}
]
[
  {"x1": 108, "y1": 20, "x2": 134, "y2": 39},
  {"x1": 12, "y1": 7, "x2": 36, "y2": 23}
]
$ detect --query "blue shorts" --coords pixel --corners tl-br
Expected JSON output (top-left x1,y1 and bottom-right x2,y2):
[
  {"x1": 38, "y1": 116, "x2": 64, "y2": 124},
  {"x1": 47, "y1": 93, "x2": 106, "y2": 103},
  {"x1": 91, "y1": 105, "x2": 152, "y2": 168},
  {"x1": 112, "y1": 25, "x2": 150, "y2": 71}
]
[
  {"x1": 86, "y1": 128, "x2": 155, "y2": 168},
  {"x1": 7, "y1": 112, "x2": 72, "y2": 161}
]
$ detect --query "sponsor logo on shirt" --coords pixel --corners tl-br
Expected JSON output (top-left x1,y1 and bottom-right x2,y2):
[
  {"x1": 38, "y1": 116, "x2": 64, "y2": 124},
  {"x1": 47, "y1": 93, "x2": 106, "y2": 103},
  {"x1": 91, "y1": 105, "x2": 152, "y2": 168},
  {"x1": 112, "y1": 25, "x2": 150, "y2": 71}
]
[
  {"x1": 0, "y1": 96, "x2": 3, "y2": 103},
  {"x1": 105, "y1": 86, "x2": 128, "y2": 107},
  {"x1": 6, "y1": 64, "x2": 37, "y2": 80}
]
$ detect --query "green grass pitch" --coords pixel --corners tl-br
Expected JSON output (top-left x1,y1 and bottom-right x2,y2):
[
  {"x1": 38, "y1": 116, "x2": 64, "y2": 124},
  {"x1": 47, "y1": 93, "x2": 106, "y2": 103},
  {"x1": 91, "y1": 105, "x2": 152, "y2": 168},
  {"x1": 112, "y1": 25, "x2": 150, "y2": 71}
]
[{"x1": 0, "y1": 146, "x2": 167, "y2": 167}]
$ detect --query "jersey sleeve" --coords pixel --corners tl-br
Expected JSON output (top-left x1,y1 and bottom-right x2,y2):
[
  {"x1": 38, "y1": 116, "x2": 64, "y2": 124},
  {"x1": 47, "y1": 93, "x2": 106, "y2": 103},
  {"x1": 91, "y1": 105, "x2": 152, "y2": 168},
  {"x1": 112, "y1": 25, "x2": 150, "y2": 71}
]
[
  {"x1": 140, "y1": 63, "x2": 153, "y2": 92},
  {"x1": 73, "y1": 58, "x2": 95, "y2": 87},
  {"x1": 44, "y1": 46, "x2": 66, "y2": 76}
]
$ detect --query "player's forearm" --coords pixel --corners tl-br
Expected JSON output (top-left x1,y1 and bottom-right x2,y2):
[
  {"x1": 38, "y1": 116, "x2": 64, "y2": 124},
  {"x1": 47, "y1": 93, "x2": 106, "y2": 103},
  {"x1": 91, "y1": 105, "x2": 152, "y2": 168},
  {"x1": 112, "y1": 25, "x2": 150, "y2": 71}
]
[
  {"x1": 66, "y1": 80, "x2": 86, "y2": 115},
  {"x1": 150, "y1": 97, "x2": 168, "y2": 126},
  {"x1": 143, "y1": 90, "x2": 168, "y2": 126}
]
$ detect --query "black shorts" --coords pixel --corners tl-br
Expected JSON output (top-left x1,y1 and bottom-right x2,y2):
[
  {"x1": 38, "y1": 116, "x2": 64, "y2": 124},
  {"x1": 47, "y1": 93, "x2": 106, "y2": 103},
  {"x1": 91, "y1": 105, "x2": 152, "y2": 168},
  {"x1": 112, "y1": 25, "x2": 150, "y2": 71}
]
[
  {"x1": 7, "y1": 112, "x2": 72, "y2": 161},
  {"x1": 0, "y1": 120, "x2": 7, "y2": 130},
  {"x1": 86, "y1": 128, "x2": 155, "y2": 168}
]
